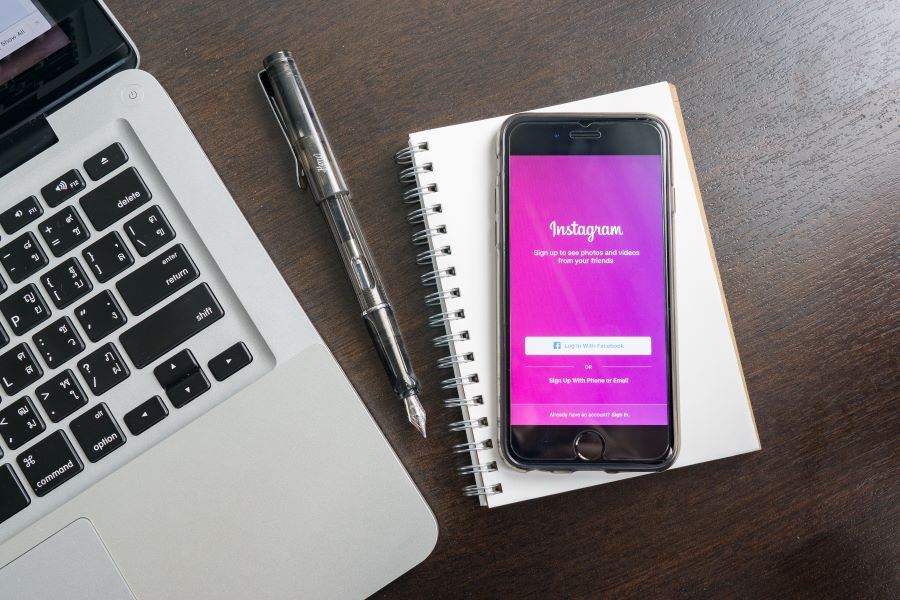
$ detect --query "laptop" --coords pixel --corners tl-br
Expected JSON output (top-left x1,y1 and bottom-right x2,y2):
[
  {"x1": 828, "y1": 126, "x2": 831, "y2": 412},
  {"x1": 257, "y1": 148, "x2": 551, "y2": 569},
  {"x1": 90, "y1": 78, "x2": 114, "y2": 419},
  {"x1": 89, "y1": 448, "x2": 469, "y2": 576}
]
[{"x1": 0, "y1": 1, "x2": 438, "y2": 598}]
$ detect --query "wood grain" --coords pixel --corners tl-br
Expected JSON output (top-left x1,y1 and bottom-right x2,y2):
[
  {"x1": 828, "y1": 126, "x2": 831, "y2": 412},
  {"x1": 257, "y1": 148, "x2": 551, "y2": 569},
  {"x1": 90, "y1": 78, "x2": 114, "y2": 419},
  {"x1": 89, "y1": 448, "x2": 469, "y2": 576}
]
[{"x1": 105, "y1": 0, "x2": 900, "y2": 597}]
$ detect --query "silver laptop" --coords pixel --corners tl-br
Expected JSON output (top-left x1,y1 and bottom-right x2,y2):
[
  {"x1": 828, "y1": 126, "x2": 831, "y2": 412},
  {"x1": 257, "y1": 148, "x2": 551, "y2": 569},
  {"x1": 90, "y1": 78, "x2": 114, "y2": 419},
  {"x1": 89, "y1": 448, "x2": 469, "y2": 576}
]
[{"x1": 0, "y1": 2, "x2": 437, "y2": 598}]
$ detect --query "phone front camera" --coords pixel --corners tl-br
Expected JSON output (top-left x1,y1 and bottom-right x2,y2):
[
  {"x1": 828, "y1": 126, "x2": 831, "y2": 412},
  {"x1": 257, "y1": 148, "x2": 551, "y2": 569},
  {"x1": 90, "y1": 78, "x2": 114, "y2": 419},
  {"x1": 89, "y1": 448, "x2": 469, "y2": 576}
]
[{"x1": 553, "y1": 132, "x2": 561, "y2": 139}]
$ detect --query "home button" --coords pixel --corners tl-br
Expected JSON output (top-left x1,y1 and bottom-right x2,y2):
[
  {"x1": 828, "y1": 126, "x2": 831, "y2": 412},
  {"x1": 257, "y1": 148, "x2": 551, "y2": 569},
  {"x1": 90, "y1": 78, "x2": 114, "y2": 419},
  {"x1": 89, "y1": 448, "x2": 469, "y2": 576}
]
[{"x1": 574, "y1": 430, "x2": 605, "y2": 461}]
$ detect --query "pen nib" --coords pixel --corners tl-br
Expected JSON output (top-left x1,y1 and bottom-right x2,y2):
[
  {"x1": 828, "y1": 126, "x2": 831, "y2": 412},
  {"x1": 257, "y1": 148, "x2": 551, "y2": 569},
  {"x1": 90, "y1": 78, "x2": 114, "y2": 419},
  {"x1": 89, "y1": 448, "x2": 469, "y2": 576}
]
[{"x1": 405, "y1": 393, "x2": 427, "y2": 438}]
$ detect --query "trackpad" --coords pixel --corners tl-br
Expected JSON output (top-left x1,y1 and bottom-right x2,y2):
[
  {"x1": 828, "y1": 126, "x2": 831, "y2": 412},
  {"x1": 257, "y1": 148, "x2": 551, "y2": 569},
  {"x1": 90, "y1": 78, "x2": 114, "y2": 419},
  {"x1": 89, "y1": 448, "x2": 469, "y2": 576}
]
[{"x1": 0, "y1": 519, "x2": 133, "y2": 600}]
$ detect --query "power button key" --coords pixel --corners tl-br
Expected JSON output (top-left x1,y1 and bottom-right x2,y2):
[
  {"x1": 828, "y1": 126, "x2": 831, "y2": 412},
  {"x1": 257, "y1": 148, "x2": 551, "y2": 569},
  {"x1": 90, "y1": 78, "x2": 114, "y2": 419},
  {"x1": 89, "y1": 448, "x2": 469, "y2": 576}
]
[{"x1": 120, "y1": 84, "x2": 145, "y2": 105}]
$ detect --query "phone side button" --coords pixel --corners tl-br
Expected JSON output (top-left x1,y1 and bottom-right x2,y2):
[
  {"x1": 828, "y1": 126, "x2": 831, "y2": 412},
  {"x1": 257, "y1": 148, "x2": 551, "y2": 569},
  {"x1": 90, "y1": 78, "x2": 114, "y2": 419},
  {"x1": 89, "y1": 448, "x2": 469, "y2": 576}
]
[
  {"x1": 494, "y1": 220, "x2": 499, "y2": 249},
  {"x1": 670, "y1": 187, "x2": 676, "y2": 214}
]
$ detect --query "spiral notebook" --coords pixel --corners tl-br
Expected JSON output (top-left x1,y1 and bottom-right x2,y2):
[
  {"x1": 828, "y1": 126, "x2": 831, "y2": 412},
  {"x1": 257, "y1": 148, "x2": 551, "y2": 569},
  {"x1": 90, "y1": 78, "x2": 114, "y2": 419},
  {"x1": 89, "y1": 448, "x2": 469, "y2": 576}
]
[{"x1": 396, "y1": 82, "x2": 760, "y2": 507}]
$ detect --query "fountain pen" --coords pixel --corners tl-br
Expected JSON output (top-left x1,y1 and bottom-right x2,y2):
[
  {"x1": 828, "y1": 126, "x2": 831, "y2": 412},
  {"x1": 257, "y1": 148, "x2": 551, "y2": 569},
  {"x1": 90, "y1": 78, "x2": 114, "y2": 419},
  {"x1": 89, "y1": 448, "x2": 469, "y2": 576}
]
[{"x1": 259, "y1": 50, "x2": 426, "y2": 436}]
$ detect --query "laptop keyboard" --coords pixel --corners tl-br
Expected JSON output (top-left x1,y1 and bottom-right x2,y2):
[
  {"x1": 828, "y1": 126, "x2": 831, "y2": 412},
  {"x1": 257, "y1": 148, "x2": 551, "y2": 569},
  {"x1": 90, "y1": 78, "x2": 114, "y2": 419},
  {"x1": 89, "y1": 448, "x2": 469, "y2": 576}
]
[{"x1": 0, "y1": 140, "x2": 260, "y2": 531}]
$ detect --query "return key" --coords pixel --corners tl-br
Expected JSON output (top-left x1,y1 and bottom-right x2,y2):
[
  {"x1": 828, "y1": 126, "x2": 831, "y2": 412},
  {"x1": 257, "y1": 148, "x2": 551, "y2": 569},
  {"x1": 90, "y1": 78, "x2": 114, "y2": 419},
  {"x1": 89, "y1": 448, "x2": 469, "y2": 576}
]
[{"x1": 116, "y1": 244, "x2": 199, "y2": 315}]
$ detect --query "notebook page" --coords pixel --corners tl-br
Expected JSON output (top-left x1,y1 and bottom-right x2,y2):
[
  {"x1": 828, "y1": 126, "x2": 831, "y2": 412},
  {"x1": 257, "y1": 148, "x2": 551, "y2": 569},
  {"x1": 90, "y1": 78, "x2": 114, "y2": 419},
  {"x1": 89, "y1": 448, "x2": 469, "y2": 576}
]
[{"x1": 409, "y1": 83, "x2": 759, "y2": 507}]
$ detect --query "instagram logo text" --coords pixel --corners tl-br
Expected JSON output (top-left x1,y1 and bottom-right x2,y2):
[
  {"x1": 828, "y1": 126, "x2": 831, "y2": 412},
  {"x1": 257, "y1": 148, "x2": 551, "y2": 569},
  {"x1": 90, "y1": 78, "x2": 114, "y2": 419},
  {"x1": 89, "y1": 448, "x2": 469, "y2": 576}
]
[{"x1": 549, "y1": 220, "x2": 623, "y2": 242}]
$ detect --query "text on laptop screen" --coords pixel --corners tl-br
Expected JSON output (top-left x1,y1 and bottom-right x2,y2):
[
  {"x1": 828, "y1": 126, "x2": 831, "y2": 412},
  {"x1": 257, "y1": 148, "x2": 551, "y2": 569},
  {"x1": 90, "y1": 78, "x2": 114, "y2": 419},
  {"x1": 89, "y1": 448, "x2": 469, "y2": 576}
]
[{"x1": 0, "y1": 1, "x2": 69, "y2": 85}]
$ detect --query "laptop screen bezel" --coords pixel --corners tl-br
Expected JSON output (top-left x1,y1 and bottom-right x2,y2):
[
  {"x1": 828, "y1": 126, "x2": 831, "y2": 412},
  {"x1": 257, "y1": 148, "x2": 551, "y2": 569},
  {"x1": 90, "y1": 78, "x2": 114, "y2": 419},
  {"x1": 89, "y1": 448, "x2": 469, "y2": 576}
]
[{"x1": 0, "y1": 0, "x2": 137, "y2": 135}]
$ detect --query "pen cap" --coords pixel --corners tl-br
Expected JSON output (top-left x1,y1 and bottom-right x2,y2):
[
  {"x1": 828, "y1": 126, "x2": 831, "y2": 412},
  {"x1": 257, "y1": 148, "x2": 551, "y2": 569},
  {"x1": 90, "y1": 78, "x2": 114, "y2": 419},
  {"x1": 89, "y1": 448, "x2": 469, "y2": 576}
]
[{"x1": 263, "y1": 50, "x2": 348, "y2": 200}]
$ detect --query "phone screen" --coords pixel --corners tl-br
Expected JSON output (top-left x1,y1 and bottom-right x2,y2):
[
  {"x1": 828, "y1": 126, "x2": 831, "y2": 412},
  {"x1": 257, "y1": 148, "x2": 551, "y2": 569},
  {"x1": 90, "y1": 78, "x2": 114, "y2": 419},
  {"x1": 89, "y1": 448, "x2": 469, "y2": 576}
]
[{"x1": 507, "y1": 149, "x2": 670, "y2": 429}]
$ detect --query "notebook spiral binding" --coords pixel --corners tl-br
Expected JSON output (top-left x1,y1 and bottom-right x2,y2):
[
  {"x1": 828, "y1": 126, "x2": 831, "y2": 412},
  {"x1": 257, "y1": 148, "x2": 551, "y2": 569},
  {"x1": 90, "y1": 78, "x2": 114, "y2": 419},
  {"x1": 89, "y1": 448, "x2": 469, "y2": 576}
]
[{"x1": 395, "y1": 141, "x2": 502, "y2": 500}]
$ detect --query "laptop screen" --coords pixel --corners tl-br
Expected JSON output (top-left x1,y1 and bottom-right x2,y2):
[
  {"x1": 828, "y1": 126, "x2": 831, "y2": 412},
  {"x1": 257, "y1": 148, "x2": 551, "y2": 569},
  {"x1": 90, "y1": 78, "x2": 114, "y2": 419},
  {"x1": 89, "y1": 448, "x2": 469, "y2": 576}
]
[
  {"x1": 0, "y1": 0, "x2": 135, "y2": 134},
  {"x1": 0, "y1": 1, "x2": 71, "y2": 85}
]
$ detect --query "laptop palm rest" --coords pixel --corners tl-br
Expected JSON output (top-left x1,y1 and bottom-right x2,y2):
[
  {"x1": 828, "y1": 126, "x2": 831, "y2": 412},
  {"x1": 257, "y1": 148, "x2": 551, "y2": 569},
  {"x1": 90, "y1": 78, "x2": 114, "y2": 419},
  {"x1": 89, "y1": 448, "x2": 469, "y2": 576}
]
[
  {"x1": 0, "y1": 343, "x2": 437, "y2": 599},
  {"x1": 0, "y1": 519, "x2": 134, "y2": 599}
]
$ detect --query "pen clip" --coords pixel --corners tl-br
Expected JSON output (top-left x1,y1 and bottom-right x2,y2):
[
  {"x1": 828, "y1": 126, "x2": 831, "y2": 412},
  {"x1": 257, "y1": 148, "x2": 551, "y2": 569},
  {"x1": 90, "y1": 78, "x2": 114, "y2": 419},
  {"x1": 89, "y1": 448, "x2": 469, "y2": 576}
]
[{"x1": 257, "y1": 69, "x2": 309, "y2": 190}]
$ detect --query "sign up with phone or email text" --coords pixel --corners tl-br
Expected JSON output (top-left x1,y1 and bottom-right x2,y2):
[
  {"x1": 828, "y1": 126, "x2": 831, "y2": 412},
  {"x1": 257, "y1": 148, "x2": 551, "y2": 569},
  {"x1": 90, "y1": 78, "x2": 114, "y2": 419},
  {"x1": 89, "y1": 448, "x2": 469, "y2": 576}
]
[{"x1": 508, "y1": 154, "x2": 669, "y2": 426}]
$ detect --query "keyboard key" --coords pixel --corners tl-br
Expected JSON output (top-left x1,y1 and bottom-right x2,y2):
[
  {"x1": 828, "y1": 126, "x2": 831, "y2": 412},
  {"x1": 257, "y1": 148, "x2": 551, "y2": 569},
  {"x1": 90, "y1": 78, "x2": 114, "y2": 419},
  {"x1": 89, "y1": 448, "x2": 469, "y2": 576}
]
[
  {"x1": 78, "y1": 342, "x2": 129, "y2": 395},
  {"x1": 38, "y1": 206, "x2": 90, "y2": 257},
  {"x1": 0, "y1": 397, "x2": 45, "y2": 450},
  {"x1": 0, "y1": 284, "x2": 51, "y2": 336},
  {"x1": 124, "y1": 206, "x2": 175, "y2": 257},
  {"x1": 74, "y1": 291, "x2": 127, "y2": 343},
  {"x1": 79, "y1": 167, "x2": 150, "y2": 231},
  {"x1": 41, "y1": 169, "x2": 85, "y2": 208},
  {"x1": 35, "y1": 370, "x2": 88, "y2": 423},
  {"x1": 124, "y1": 396, "x2": 168, "y2": 435},
  {"x1": 0, "y1": 343, "x2": 43, "y2": 396},
  {"x1": 0, "y1": 232, "x2": 48, "y2": 284},
  {"x1": 40, "y1": 257, "x2": 92, "y2": 309},
  {"x1": 17, "y1": 430, "x2": 83, "y2": 497},
  {"x1": 82, "y1": 231, "x2": 133, "y2": 283},
  {"x1": 33, "y1": 317, "x2": 85, "y2": 369},
  {"x1": 0, "y1": 196, "x2": 43, "y2": 235},
  {"x1": 208, "y1": 342, "x2": 253, "y2": 382},
  {"x1": 166, "y1": 369, "x2": 210, "y2": 408},
  {"x1": 69, "y1": 403, "x2": 126, "y2": 463},
  {"x1": 120, "y1": 283, "x2": 224, "y2": 369},
  {"x1": 153, "y1": 348, "x2": 198, "y2": 388},
  {"x1": 83, "y1": 143, "x2": 128, "y2": 181},
  {"x1": 0, "y1": 323, "x2": 8, "y2": 349},
  {"x1": 116, "y1": 244, "x2": 199, "y2": 315},
  {"x1": 0, "y1": 464, "x2": 30, "y2": 524}
]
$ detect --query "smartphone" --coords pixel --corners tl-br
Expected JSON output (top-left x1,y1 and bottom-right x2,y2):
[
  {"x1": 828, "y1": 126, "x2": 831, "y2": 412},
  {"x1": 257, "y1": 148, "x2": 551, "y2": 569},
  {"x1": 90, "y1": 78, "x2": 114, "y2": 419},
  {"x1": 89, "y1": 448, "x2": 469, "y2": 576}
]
[{"x1": 497, "y1": 113, "x2": 677, "y2": 472}]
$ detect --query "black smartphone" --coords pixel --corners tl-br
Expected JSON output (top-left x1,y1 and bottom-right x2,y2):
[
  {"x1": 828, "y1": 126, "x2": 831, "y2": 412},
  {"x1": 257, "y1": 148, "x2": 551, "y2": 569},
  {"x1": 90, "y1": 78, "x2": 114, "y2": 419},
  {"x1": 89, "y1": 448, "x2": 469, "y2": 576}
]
[{"x1": 497, "y1": 113, "x2": 677, "y2": 471}]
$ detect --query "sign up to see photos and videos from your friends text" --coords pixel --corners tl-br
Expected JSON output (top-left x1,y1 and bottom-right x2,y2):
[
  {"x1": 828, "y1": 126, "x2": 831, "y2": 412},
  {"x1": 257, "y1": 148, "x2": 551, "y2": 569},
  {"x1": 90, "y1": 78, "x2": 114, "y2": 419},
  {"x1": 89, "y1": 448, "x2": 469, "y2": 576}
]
[{"x1": 508, "y1": 154, "x2": 669, "y2": 427}]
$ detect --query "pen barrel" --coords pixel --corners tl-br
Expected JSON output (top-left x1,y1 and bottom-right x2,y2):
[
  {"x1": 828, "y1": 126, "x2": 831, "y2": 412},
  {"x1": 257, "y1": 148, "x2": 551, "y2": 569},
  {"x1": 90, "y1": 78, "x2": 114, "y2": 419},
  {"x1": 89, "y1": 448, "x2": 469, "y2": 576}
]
[
  {"x1": 262, "y1": 51, "x2": 347, "y2": 199},
  {"x1": 261, "y1": 50, "x2": 422, "y2": 418},
  {"x1": 294, "y1": 127, "x2": 348, "y2": 201},
  {"x1": 320, "y1": 192, "x2": 385, "y2": 308},
  {"x1": 363, "y1": 304, "x2": 421, "y2": 399},
  {"x1": 320, "y1": 192, "x2": 420, "y2": 397}
]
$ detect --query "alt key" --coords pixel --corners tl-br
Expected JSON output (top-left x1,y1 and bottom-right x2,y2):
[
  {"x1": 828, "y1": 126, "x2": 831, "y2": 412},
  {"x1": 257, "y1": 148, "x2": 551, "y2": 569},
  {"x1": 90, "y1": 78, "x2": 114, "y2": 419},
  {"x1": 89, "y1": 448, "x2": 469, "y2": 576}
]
[{"x1": 69, "y1": 403, "x2": 126, "y2": 463}]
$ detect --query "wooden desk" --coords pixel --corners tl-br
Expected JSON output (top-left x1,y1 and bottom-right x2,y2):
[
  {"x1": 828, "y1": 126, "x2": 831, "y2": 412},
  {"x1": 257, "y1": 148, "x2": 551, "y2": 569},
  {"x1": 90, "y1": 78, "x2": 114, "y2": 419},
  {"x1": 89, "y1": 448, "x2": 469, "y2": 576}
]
[{"x1": 107, "y1": 0, "x2": 899, "y2": 596}]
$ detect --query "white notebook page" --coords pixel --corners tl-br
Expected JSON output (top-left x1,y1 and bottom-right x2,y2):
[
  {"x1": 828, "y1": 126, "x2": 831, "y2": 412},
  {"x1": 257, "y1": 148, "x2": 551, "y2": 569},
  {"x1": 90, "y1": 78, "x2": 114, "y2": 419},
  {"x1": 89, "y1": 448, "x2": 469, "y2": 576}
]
[{"x1": 408, "y1": 82, "x2": 759, "y2": 507}]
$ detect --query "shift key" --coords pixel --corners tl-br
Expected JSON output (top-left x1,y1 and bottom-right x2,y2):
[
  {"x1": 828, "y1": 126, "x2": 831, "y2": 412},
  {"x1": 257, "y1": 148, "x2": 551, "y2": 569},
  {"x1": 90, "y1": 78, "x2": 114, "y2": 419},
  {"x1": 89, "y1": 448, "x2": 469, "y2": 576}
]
[
  {"x1": 79, "y1": 167, "x2": 151, "y2": 230},
  {"x1": 116, "y1": 244, "x2": 199, "y2": 315},
  {"x1": 120, "y1": 284, "x2": 224, "y2": 369}
]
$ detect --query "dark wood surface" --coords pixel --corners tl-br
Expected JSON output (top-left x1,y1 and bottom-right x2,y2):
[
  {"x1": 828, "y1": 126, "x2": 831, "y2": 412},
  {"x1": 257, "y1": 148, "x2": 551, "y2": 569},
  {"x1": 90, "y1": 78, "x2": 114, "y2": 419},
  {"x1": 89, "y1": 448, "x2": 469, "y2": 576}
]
[{"x1": 108, "y1": 0, "x2": 898, "y2": 597}]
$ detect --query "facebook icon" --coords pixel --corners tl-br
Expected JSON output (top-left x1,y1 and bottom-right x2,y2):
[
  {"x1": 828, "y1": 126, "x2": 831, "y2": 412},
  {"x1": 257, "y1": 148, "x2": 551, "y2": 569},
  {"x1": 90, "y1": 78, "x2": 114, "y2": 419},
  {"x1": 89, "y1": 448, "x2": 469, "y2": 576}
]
[{"x1": 552, "y1": 341, "x2": 561, "y2": 350}]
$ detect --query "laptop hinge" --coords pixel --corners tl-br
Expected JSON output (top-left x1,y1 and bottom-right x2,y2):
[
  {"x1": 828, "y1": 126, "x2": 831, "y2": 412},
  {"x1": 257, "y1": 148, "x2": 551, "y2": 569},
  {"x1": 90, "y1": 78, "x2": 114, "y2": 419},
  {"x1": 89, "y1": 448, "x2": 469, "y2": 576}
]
[{"x1": 0, "y1": 116, "x2": 58, "y2": 179}]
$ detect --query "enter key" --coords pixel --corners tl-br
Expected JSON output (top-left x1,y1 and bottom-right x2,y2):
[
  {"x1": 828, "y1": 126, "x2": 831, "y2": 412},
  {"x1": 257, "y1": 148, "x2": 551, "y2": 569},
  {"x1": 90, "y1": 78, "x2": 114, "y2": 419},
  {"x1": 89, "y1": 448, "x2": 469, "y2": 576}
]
[{"x1": 115, "y1": 243, "x2": 199, "y2": 315}]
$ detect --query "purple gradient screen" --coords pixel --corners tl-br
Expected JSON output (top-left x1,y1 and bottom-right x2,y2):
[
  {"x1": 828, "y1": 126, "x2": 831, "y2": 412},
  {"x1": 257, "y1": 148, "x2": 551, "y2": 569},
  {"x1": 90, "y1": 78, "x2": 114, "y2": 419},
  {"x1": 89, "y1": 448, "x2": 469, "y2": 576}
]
[{"x1": 508, "y1": 154, "x2": 669, "y2": 426}]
